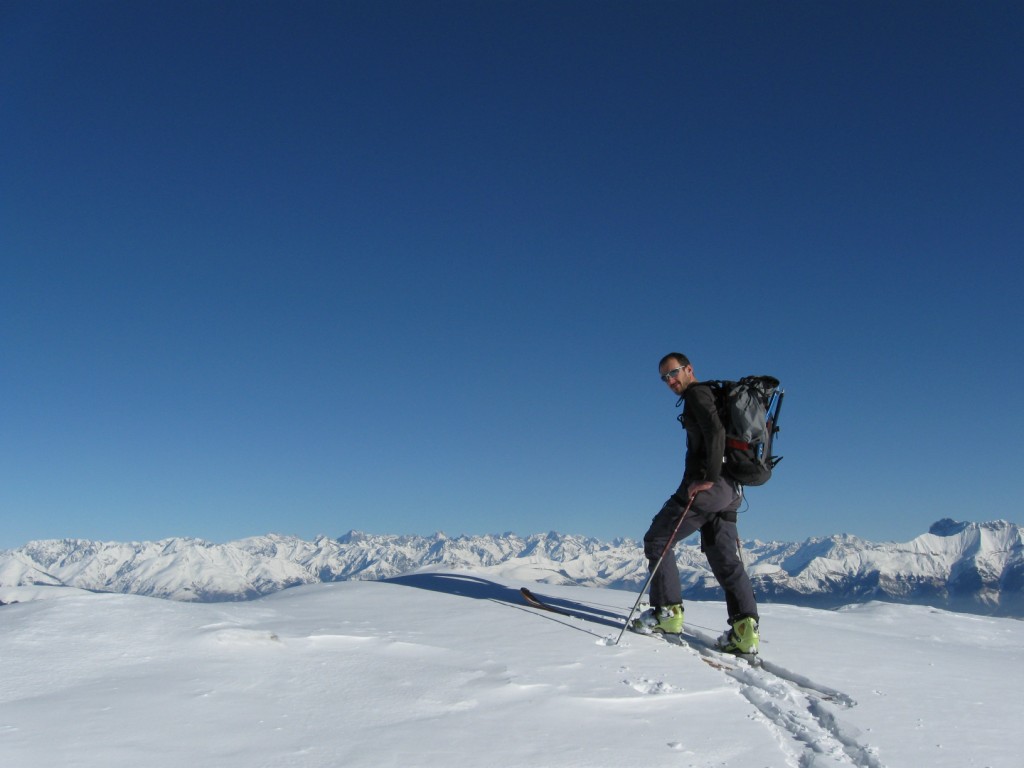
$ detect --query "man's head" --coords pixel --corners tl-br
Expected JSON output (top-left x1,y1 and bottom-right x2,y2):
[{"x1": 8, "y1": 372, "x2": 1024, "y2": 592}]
[{"x1": 658, "y1": 352, "x2": 695, "y2": 396}]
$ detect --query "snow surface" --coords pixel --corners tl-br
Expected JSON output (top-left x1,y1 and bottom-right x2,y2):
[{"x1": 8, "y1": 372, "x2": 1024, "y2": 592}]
[{"x1": 1, "y1": 568, "x2": 1020, "y2": 768}]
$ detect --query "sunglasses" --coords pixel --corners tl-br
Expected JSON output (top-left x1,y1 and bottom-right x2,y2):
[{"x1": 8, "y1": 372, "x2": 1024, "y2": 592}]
[{"x1": 660, "y1": 366, "x2": 686, "y2": 382}]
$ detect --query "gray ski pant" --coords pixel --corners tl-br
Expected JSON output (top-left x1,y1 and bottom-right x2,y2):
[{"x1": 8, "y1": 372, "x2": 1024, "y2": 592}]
[{"x1": 642, "y1": 476, "x2": 759, "y2": 622}]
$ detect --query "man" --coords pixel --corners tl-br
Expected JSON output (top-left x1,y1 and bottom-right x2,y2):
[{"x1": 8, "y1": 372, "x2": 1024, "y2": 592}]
[{"x1": 631, "y1": 352, "x2": 760, "y2": 655}]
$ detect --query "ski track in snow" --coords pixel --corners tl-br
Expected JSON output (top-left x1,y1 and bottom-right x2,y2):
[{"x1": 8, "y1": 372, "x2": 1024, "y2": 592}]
[
  {"x1": 667, "y1": 628, "x2": 886, "y2": 767},
  {"x1": 546, "y1": 590, "x2": 885, "y2": 768},
  {"x1": 631, "y1": 633, "x2": 883, "y2": 768},
  {"x1": 719, "y1": 660, "x2": 883, "y2": 768}
]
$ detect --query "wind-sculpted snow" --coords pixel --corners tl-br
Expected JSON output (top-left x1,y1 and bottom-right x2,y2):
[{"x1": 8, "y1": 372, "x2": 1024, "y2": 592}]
[
  {"x1": 2, "y1": 574, "x2": 1022, "y2": 768},
  {"x1": 1, "y1": 519, "x2": 1022, "y2": 616}
]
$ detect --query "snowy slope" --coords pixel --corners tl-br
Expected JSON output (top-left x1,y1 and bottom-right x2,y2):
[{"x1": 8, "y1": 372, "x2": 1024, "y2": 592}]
[
  {"x1": 2, "y1": 520, "x2": 1022, "y2": 616},
  {"x1": 1, "y1": 571, "x2": 1020, "y2": 768}
]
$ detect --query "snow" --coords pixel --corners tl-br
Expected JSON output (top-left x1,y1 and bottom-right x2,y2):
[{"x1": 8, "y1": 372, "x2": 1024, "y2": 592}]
[{"x1": 1, "y1": 571, "x2": 1020, "y2": 768}]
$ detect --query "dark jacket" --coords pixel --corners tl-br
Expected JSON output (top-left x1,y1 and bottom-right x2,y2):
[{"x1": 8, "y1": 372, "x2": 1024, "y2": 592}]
[{"x1": 674, "y1": 382, "x2": 727, "y2": 497}]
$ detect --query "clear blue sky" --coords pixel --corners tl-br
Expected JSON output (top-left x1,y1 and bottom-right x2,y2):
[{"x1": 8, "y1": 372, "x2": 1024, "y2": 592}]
[{"x1": 2, "y1": 1, "x2": 1021, "y2": 550}]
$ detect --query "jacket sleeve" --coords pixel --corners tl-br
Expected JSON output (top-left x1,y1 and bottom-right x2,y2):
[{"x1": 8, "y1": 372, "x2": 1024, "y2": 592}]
[{"x1": 684, "y1": 384, "x2": 726, "y2": 483}]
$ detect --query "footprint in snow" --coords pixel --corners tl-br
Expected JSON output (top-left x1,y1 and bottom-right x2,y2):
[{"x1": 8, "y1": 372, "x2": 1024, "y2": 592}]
[{"x1": 626, "y1": 677, "x2": 676, "y2": 695}]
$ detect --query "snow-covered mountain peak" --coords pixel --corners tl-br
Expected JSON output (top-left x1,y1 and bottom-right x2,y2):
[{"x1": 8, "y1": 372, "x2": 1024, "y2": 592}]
[{"x1": 1, "y1": 520, "x2": 1021, "y2": 616}]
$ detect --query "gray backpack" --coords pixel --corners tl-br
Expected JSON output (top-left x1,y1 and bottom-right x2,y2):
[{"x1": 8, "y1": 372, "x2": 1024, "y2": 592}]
[{"x1": 683, "y1": 376, "x2": 784, "y2": 486}]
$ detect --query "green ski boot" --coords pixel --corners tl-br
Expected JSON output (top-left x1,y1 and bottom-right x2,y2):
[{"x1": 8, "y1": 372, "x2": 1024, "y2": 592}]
[
  {"x1": 631, "y1": 604, "x2": 684, "y2": 635},
  {"x1": 718, "y1": 617, "x2": 759, "y2": 655}
]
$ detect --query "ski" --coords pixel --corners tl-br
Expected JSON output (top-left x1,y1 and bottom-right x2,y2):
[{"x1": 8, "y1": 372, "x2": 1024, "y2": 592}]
[
  {"x1": 522, "y1": 588, "x2": 751, "y2": 668},
  {"x1": 680, "y1": 627, "x2": 856, "y2": 707},
  {"x1": 518, "y1": 587, "x2": 626, "y2": 630},
  {"x1": 520, "y1": 586, "x2": 855, "y2": 707},
  {"x1": 519, "y1": 587, "x2": 575, "y2": 617}
]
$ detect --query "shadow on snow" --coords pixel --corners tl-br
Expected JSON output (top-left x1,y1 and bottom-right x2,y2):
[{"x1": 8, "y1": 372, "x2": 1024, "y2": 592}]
[{"x1": 384, "y1": 573, "x2": 625, "y2": 632}]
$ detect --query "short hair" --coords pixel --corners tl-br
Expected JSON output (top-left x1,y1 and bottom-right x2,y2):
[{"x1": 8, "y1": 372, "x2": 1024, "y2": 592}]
[{"x1": 659, "y1": 352, "x2": 690, "y2": 370}]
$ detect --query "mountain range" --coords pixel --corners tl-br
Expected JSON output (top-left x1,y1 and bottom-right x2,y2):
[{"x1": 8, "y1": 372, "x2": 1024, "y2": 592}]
[{"x1": 2, "y1": 518, "x2": 1022, "y2": 617}]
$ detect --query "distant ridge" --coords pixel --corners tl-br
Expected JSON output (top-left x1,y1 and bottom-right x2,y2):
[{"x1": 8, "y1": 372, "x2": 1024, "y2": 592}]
[{"x1": 2, "y1": 519, "x2": 1021, "y2": 617}]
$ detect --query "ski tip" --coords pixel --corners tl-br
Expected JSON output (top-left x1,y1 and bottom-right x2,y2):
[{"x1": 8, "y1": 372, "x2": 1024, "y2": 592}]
[{"x1": 519, "y1": 587, "x2": 541, "y2": 605}]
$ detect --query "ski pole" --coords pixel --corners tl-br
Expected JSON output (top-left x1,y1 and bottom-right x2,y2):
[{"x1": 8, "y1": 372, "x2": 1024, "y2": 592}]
[{"x1": 614, "y1": 492, "x2": 697, "y2": 645}]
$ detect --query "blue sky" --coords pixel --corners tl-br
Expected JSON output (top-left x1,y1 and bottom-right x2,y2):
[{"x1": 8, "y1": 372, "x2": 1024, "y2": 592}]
[{"x1": 2, "y1": 1, "x2": 1021, "y2": 550}]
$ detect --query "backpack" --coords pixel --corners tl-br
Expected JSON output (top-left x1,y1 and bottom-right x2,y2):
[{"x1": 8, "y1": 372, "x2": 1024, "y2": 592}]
[{"x1": 680, "y1": 376, "x2": 785, "y2": 486}]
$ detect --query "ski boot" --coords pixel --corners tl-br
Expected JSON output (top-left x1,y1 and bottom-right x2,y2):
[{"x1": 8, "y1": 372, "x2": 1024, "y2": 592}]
[
  {"x1": 717, "y1": 616, "x2": 759, "y2": 655},
  {"x1": 631, "y1": 604, "x2": 683, "y2": 635}
]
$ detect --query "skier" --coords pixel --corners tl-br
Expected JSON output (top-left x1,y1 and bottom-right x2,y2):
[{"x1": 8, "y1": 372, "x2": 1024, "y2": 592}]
[{"x1": 632, "y1": 352, "x2": 760, "y2": 655}]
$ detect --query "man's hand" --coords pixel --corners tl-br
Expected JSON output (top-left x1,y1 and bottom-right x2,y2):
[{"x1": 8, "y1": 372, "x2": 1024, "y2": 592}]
[{"x1": 688, "y1": 481, "x2": 714, "y2": 498}]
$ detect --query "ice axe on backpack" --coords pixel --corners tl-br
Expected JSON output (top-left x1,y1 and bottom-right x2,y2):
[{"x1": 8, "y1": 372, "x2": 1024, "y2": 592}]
[{"x1": 764, "y1": 387, "x2": 785, "y2": 469}]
